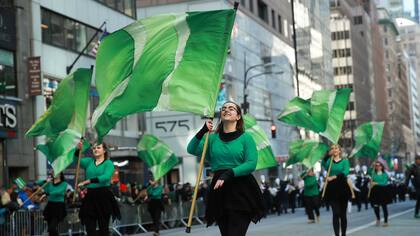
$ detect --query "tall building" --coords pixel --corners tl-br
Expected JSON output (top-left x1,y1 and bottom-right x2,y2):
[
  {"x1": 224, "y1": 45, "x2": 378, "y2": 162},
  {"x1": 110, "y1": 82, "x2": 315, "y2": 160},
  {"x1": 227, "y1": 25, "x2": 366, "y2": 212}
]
[
  {"x1": 330, "y1": 0, "x2": 376, "y2": 152},
  {"x1": 2, "y1": 0, "x2": 140, "y2": 186},
  {"x1": 137, "y1": 0, "x2": 333, "y2": 183}
]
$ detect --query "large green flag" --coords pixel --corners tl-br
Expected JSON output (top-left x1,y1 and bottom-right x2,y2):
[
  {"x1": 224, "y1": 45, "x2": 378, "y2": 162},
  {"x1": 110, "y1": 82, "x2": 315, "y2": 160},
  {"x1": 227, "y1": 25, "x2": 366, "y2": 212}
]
[
  {"x1": 287, "y1": 140, "x2": 329, "y2": 168},
  {"x1": 26, "y1": 68, "x2": 92, "y2": 175},
  {"x1": 350, "y1": 122, "x2": 384, "y2": 159},
  {"x1": 278, "y1": 88, "x2": 351, "y2": 144},
  {"x1": 137, "y1": 134, "x2": 180, "y2": 180},
  {"x1": 243, "y1": 114, "x2": 278, "y2": 170},
  {"x1": 92, "y1": 9, "x2": 237, "y2": 141}
]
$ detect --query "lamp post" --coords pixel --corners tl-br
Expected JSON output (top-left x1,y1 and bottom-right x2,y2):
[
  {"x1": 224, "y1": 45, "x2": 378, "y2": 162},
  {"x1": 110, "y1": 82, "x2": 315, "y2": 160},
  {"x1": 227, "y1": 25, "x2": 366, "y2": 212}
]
[{"x1": 242, "y1": 63, "x2": 283, "y2": 114}]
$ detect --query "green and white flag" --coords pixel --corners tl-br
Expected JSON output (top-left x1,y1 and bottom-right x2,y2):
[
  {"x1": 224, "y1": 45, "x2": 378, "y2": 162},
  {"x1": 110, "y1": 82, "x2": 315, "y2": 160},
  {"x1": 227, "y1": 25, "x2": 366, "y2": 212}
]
[
  {"x1": 137, "y1": 134, "x2": 180, "y2": 180},
  {"x1": 278, "y1": 88, "x2": 351, "y2": 144},
  {"x1": 287, "y1": 140, "x2": 329, "y2": 168},
  {"x1": 26, "y1": 68, "x2": 92, "y2": 175},
  {"x1": 350, "y1": 122, "x2": 384, "y2": 159},
  {"x1": 243, "y1": 114, "x2": 278, "y2": 170},
  {"x1": 14, "y1": 177, "x2": 26, "y2": 189},
  {"x1": 92, "y1": 9, "x2": 237, "y2": 141}
]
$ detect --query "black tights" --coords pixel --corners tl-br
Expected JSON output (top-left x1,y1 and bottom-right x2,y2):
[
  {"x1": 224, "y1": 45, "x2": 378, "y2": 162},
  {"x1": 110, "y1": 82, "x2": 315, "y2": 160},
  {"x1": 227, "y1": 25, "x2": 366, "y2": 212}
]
[
  {"x1": 304, "y1": 196, "x2": 320, "y2": 220},
  {"x1": 330, "y1": 199, "x2": 348, "y2": 236},
  {"x1": 47, "y1": 217, "x2": 60, "y2": 236},
  {"x1": 218, "y1": 211, "x2": 251, "y2": 236},
  {"x1": 372, "y1": 204, "x2": 388, "y2": 223},
  {"x1": 84, "y1": 214, "x2": 110, "y2": 236}
]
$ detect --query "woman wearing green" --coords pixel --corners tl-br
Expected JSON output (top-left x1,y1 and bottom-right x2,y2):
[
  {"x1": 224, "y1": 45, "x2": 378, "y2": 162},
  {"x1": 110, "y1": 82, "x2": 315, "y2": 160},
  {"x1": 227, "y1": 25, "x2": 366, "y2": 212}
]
[
  {"x1": 39, "y1": 172, "x2": 68, "y2": 236},
  {"x1": 369, "y1": 161, "x2": 391, "y2": 226},
  {"x1": 322, "y1": 144, "x2": 351, "y2": 236},
  {"x1": 187, "y1": 101, "x2": 264, "y2": 236},
  {"x1": 302, "y1": 169, "x2": 320, "y2": 224},
  {"x1": 76, "y1": 142, "x2": 120, "y2": 236},
  {"x1": 146, "y1": 179, "x2": 163, "y2": 236}
]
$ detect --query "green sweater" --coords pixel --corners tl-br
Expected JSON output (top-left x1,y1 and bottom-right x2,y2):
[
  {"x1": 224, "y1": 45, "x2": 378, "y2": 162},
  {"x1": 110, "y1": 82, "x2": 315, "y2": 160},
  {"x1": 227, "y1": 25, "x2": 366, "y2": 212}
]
[
  {"x1": 372, "y1": 172, "x2": 388, "y2": 186},
  {"x1": 38, "y1": 181, "x2": 68, "y2": 203},
  {"x1": 75, "y1": 156, "x2": 115, "y2": 188},
  {"x1": 147, "y1": 185, "x2": 163, "y2": 199},
  {"x1": 303, "y1": 175, "x2": 319, "y2": 197},
  {"x1": 187, "y1": 132, "x2": 257, "y2": 176},
  {"x1": 322, "y1": 158, "x2": 350, "y2": 177}
]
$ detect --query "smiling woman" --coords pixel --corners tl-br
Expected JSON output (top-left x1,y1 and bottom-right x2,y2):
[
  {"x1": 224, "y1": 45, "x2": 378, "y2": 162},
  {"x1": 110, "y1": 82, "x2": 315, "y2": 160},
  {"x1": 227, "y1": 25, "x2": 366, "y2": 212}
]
[{"x1": 187, "y1": 101, "x2": 264, "y2": 236}]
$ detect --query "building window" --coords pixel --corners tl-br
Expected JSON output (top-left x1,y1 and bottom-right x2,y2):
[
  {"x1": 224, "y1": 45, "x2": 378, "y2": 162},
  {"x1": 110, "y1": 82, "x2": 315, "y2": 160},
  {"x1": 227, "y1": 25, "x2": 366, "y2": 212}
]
[
  {"x1": 241, "y1": 0, "x2": 246, "y2": 7},
  {"x1": 388, "y1": 88, "x2": 392, "y2": 97},
  {"x1": 384, "y1": 37, "x2": 388, "y2": 45},
  {"x1": 383, "y1": 25, "x2": 387, "y2": 32},
  {"x1": 0, "y1": 49, "x2": 17, "y2": 97},
  {"x1": 257, "y1": 0, "x2": 268, "y2": 23},
  {"x1": 271, "y1": 9, "x2": 276, "y2": 28},
  {"x1": 353, "y1": 16, "x2": 363, "y2": 25},
  {"x1": 332, "y1": 48, "x2": 351, "y2": 58},
  {"x1": 333, "y1": 66, "x2": 352, "y2": 75},
  {"x1": 331, "y1": 30, "x2": 350, "y2": 40},
  {"x1": 41, "y1": 9, "x2": 100, "y2": 56},
  {"x1": 278, "y1": 15, "x2": 282, "y2": 34},
  {"x1": 95, "y1": 0, "x2": 136, "y2": 18},
  {"x1": 249, "y1": 0, "x2": 254, "y2": 12},
  {"x1": 385, "y1": 50, "x2": 389, "y2": 59}
]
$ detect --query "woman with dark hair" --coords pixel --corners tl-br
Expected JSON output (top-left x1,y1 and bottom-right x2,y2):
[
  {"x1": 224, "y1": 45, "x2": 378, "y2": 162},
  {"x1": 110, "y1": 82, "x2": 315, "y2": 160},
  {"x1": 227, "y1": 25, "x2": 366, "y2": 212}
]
[
  {"x1": 76, "y1": 142, "x2": 120, "y2": 236},
  {"x1": 369, "y1": 161, "x2": 391, "y2": 226},
  {"x1": 146, "y1": 179, "x2": 163, "y2": 236},
  {"x1": 187, "y1": 101, "x2": 264, "y2": 236},
  {"x1": 322, "y1": 144, "x2": 351, "y2": 236},
  {"x1": 40, "y1": 172, "x2": 68, "y2": 236}
]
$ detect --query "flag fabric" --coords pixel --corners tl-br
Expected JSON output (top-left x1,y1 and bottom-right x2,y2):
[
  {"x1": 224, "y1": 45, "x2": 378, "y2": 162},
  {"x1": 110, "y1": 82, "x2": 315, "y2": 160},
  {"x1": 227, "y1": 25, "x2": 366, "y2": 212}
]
[
  {"x1": 287, "y1": 140, "x2": 329, "y2": 168},
  {"x1": 243, "y1": 114, "x2": 278, "y2": 170},
  {"x1": 90, "y1": 29, "x2": 109, "y2": 56},
  {"x1": 350, "y1": 122, "x2": 384, "y2": 159},
  {"x1": 92, "y1": 9, "x2": 237, "y2": 141},
  {"x1": 14, "y1": 177, "x2": 26, "y2": 189},
  {"x1": 278, "y1": 88, "x2": 351, "y2": 144},
  {"x1": 26, "y1": 69, "x2": 92, "y2": 175},
  {"x1": 137, "y1": 134, "x2": 180, "y2": 180}
]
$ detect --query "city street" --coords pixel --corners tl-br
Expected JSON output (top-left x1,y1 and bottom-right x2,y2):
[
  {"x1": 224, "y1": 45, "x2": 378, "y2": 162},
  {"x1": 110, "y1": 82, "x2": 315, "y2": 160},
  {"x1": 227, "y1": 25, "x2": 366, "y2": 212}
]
[{"x1": 136, "y1": 201, "x2": 418, "y2": 236}]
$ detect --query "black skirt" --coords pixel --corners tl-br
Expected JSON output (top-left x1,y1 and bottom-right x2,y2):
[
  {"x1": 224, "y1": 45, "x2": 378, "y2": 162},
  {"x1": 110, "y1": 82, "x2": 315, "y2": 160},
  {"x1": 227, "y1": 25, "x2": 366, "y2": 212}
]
[
  {"x1": 369, "y1": 185, "x2": 393, "y2": 205},
  {"x1": 147, "y1": 199, "x2": 164, "y2": 213},
  {"x1": 43, "y1": 201, "x2": 66, "y2": 222},
  {"x1": 324, "y1": 176, "x2": 352, "y2": 202},
  {"x1": 206, "y1": 170, "x2": 264, "y2": 226},
  {"x1": 79, "y1": 187, "x2": 121, "y2": 225}
]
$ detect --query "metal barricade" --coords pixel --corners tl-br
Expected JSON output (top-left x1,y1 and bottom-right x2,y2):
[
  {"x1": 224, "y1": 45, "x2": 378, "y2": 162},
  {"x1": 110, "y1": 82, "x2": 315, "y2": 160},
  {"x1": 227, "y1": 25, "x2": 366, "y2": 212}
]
[{"x1": 112, "y1": 203, "x2": 147, "y2": 235}]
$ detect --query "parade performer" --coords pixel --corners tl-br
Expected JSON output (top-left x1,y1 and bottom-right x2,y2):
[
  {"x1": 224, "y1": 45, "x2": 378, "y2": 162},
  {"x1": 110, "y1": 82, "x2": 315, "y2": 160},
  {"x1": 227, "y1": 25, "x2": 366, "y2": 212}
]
[
  {"x1": 406, "y1": 155, "x2": 420, "y2": 218},
  {"x1": 187, "y1": 101, "x2": 264, "y2": 236},
  {"x1": 39, "y1": 172, "x2": 68, "y2": 236},
  {"x1": 146, "y1": 179, "x2": 164, "y2": 236},
  {"x1": 369, "y1": 161, "x2": 391, "y2": 226},
  {"x1": 322, "y1": 144, "x2": 351, "y2": 236},
  {"x1": 302, "y1": 169, "x2": 320, "y2": 223},
  {"x1": 75, "y1": 142, "x2": 120, "y2": 236}
]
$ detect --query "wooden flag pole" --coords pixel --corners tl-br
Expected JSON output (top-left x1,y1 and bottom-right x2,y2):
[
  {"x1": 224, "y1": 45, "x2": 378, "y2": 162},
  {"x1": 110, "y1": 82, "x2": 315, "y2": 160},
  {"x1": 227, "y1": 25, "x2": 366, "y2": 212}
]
[
  {"x1": 186, "y1": 131, "x2": 210, "y2": 233},
  {"x1": 322, "y1": 157, "x2": 333, "y2": 199},
  {"x1": 21, "y1": 181, "x2": 49, "y2": 207},
  {"x1": 72, "y1": 139, "x2": 84, "y2": 204}
]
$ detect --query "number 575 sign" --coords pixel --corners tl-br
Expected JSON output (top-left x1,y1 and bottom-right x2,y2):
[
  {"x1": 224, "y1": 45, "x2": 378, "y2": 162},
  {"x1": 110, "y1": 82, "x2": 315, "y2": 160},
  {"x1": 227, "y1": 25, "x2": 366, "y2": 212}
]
[{"x1": 151, "y1": 117, "x2": 192, "y2": 137}]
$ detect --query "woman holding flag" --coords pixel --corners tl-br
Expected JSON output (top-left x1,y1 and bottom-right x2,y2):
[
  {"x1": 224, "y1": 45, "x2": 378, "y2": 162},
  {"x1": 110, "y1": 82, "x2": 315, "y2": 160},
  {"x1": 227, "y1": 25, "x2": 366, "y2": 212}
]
[
  {"x1": 75, "y1": 141, "x2": 120, "y2": 236},
  {"x1": 39, "y1": 172, "x2": 68, "y2": 236},
  {"x1": 322, "y1": 144, "x2": 351, "y2": 236},
  {"x1": 301, "y1": 169, "x2": 320, "y2": 223},
  {"x1": 187, "y1": 101, "x2": 264, "y2": 236},
  {"x1": 369, "y1": 161, "x2": 391, "y2": 226}
]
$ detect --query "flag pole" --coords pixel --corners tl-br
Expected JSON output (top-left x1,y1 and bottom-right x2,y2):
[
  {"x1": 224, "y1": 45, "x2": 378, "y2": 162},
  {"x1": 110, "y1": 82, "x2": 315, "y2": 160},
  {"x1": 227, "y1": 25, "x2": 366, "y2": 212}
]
[
  {"x1": 322, "y1": 157, "x2": 333, "y2": 199},
  {"x1": 21, "y1": 181, "x2": 49, "y2": 207},
  {"x1": 185, "y1": 131, "x2": 210, "y2": 233},
  {"x1": 72, "y1": 138, "x2": 84, "y2": 204}
]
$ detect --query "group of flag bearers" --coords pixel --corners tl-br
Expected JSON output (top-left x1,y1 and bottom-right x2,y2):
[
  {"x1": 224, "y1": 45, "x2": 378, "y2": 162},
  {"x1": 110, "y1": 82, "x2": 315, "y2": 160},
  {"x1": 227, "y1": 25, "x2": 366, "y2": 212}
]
[{"x1": 18, "y1": 2, "x2": 417, "y2": 236}]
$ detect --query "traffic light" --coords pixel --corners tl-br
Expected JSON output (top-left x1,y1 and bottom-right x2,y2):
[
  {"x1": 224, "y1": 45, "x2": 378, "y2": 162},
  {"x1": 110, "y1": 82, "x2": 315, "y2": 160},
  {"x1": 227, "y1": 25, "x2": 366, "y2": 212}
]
[{"x1": 271, "y1": 124, "x2": 276, "y2": 139}]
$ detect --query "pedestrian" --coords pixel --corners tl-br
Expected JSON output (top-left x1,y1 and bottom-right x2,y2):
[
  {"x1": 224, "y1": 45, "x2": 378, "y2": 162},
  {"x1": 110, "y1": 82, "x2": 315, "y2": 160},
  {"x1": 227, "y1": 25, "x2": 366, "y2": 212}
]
[
  {"x1": 39, "y1": 172, "x2": 68, "y2": 236},
  {"x1": 146, "y1": 179, "x2": 164, "y2": 236},
  {"x1": 406, "y1": 155, "x2": 420, "y2": 218},
  {"x1": 76, "y1": 141, "x2": 121, "y2": 236},
  {"x1": 322, "y1": 144, "x2": 352, "y2": 236},
  {"x1": 302, "y1": 169, "x2": 320, "y2": 223},
  {"x1": 187, "y1": 101, "x2": 264, "y2": 236},
  {"x1": 369, "y1": 161, "x2": 392, "y2": 226}
]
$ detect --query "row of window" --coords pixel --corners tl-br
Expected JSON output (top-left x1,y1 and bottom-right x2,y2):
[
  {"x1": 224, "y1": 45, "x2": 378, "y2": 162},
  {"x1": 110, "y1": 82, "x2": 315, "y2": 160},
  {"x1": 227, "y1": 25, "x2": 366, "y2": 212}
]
[
  {"x1": 332, "y1": 48, "x2": 351, "y2": 58},
  {"x1": 0, "y1": 49, "x2": 17, "y2": 97},
  {"x1": 95, "y1": 0, "x2": 136, "y2": 18},
  {"x1": 331, "y1": 30, "x2": 350, "y2": 40},
  {"x1": 41, "y1": 9, "x2": 100, "y2": 57},
  {"x1": 333, "y1": 66, "x2": 352, "y2": 75}
]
